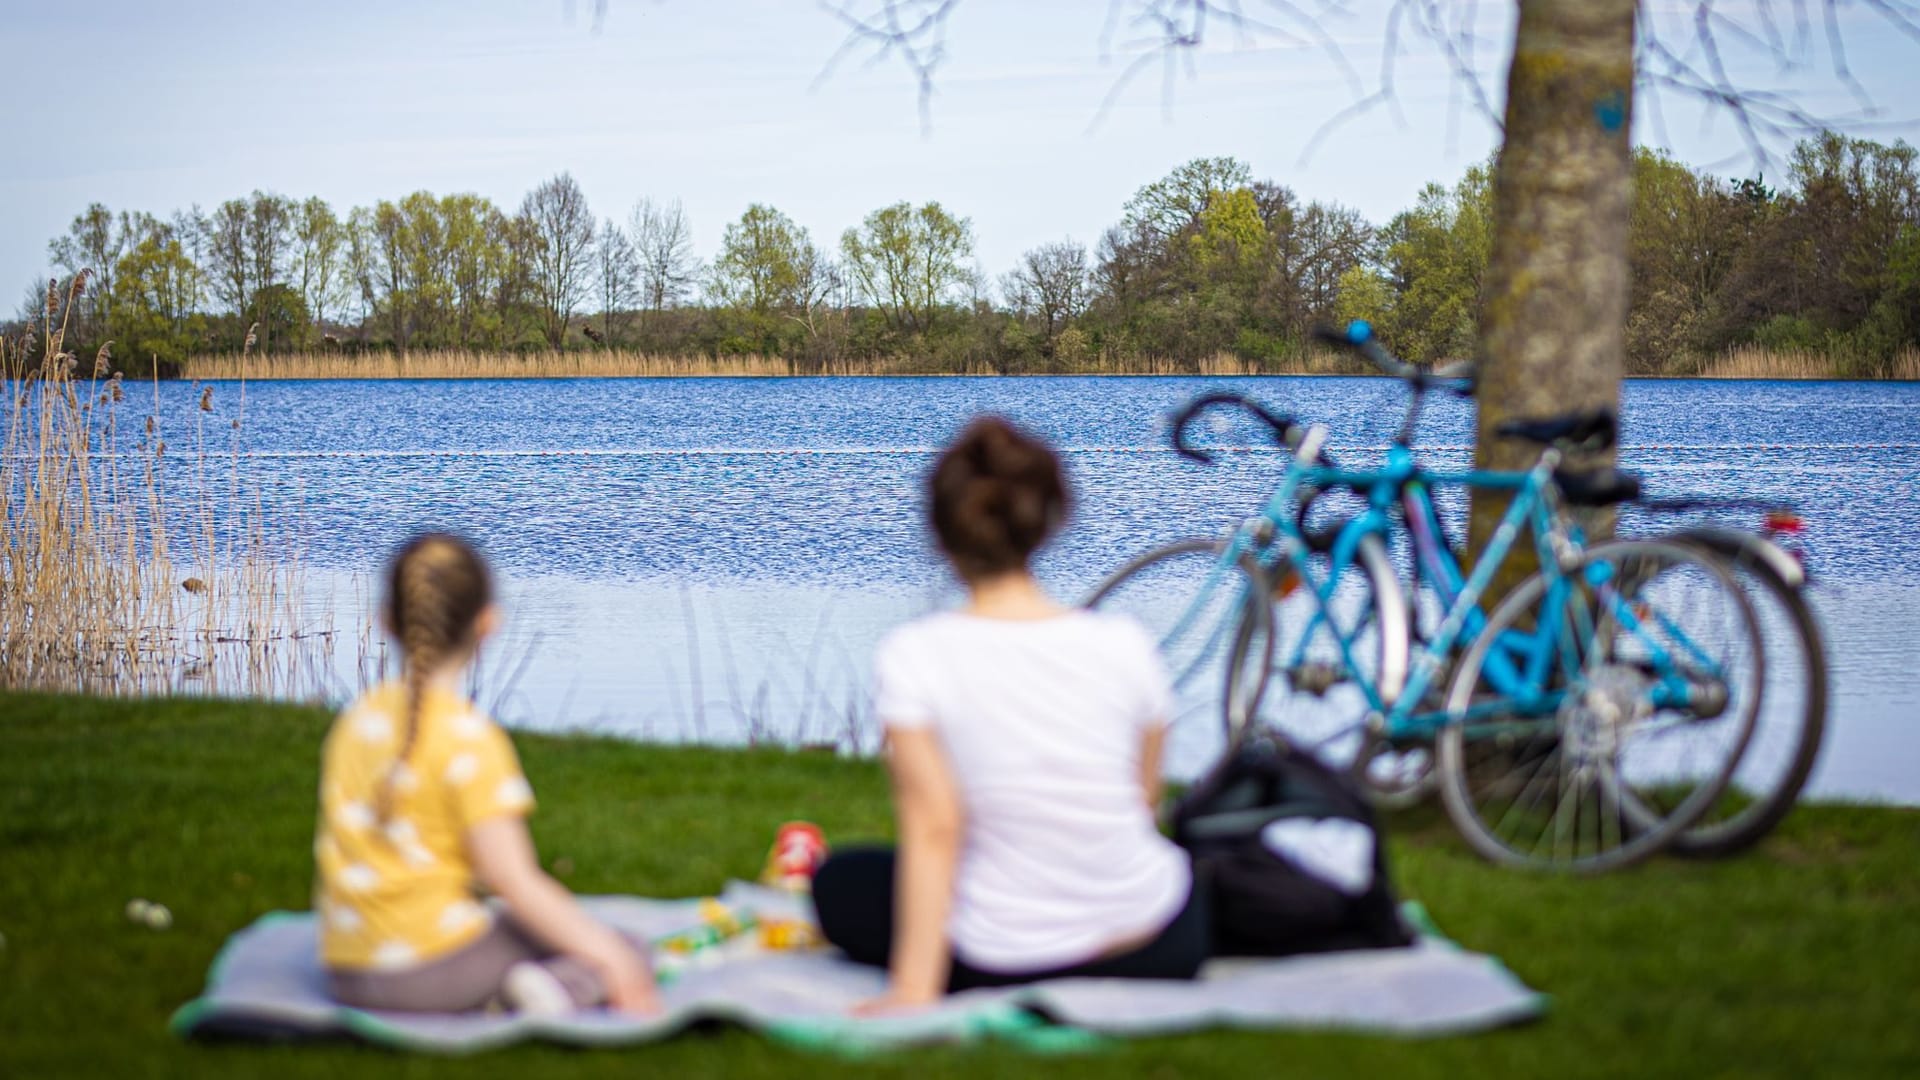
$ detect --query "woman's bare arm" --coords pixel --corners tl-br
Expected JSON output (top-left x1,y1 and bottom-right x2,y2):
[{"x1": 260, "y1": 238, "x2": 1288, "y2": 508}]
[
  {"x1": 878, "y1": 727, "x2": 965, "y2": 1008},
  {"x1": 1140, "y1": 724, "x2": 1167, "y2": 812},
  {"x1": 467, "y1": 816, "x2": 659, "y2": 1014}
]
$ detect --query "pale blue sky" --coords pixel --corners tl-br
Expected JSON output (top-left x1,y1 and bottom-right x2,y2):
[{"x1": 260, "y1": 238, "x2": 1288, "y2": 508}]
[{"x1": 7, "y1": 1, "x2": 1917, "y2": 306}]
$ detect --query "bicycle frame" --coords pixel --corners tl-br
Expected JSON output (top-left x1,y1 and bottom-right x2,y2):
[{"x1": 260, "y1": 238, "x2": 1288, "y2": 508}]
[{"x1": 1184, "y1": 431, "x2": 1724, "y2": 747}]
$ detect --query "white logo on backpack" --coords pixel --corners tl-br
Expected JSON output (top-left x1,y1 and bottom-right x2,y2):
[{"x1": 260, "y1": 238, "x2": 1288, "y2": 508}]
[{"x1": 1259, "y1": 818, "x2": 1376, "y2": 896}]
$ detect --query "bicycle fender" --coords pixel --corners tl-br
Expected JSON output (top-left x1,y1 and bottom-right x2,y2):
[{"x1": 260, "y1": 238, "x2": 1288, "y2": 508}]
[{"x1": 1666, "y1": 527, "x2": 1806, "y2": 590}]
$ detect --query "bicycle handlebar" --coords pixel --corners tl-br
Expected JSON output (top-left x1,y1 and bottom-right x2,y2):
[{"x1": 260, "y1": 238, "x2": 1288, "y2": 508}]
[
  {"x1": 1310, "y1": 321, "x2": 1476, "y2": 398},
  {"x1": 1169, "y1": 392, "x2": 1315, "y2": 466}
]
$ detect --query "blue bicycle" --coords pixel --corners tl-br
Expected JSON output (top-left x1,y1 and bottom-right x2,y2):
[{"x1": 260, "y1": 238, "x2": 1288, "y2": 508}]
[{"x1": 1087, "y1": 326, "x2": 1764, "y2": 872}]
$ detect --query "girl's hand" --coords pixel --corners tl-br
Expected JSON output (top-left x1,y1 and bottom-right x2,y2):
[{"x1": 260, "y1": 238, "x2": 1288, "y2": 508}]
[{"x1": 597, "y1": 946, "x2": 662, "y2": 1016}]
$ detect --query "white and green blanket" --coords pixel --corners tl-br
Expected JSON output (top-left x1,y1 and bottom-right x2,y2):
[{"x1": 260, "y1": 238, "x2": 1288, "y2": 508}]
[{"x1": 171, "y1": 883, "x2": 1544, "y2": 1055}]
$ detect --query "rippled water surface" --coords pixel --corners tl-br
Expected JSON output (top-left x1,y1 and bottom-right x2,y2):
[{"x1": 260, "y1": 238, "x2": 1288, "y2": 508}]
[{"x1": 177, "y1": 375, "x2": 1919, "y2": 800}]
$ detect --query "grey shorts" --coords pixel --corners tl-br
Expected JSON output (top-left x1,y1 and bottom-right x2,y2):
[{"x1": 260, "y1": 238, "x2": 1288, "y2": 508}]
[{"x1": 326, "y1": 914, "x2": 641, "y2": 1013}]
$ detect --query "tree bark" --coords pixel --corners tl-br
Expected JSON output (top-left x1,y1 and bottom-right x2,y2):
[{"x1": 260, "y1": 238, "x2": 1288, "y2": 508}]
[{"x1": 1470, "y1": 0, "x2": 1636, "y2": 591}]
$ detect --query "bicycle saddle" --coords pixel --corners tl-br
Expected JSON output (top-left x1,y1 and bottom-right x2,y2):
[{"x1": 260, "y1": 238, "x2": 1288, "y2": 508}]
[
  {"x1": 1553, "y1": 466, "x2": 1642, "y2": 507},
  {"x1": 1494, "y1": 407, "x2": 1618, "y2": 451}
]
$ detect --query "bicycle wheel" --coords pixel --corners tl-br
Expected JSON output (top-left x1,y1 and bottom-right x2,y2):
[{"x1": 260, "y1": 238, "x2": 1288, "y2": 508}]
[
  {"x1": 1666, "y1": 534, "x2": 1827, "y2": 857},
  {"x1": 1435, "y1": 539, "x2": 1762, "y2": 872},
  {"x1": 1083, "y1": 539, "x2": 1275, "y2": 774},
  {"x1": 1258, "y1": 533, "x2": 1418, "y2": 805}
]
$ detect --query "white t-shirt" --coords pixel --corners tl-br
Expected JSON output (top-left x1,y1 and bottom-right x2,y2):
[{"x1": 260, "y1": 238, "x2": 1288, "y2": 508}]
[{"x1": 872, "y1": 609, "x2": 1192, "y2": 973}]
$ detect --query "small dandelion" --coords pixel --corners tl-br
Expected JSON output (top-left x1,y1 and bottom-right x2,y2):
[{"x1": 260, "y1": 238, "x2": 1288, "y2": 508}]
[
  {"x1": 145, "y1": 904, "x2": 173, "y2": 930},
  {"x1": 126, "y1": 898, "x2": 153, "y2": 922}
]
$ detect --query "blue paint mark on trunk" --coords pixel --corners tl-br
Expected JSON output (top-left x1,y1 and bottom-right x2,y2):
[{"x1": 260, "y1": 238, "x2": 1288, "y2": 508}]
[{"x1": 1594, "y1": 90, "x2": 1627, "y2": 132}]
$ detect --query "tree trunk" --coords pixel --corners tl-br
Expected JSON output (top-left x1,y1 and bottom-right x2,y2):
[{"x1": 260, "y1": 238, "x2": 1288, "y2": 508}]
[{"x1": 1470, "y1": 0, "x2": 1636, "y2": 592}]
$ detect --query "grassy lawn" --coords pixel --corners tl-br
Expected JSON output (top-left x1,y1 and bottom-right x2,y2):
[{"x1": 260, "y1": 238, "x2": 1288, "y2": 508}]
[{"x1": 1, "y1": 691, "x2": 1916, "y2": 1078}]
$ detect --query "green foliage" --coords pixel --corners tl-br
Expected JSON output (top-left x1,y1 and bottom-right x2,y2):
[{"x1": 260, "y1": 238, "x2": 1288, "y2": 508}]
[
  {"x1": 711, "y1": 204, "x2": 812, "y2": 315},
  {"x1": 1120, "y1": 155, "x2": 1255, "y2": 243},
  {"x1": 1333, "y1": 265, "x2": 1394, "y2": 330},
  {"x1": 19, "y1": 134, "x2": 1920, "y2": 375},
  {"x1": 1188, "y1": 188, "x2": 1267, "y2": 271},
  {"x1": 109, "y1": 231, "x2": 206, "y2": 369},
  {"x1": 1378, "y1": 165, "x2": 1493, "y2": 364},
  {"x1": 1751, "y1": 314, "x2": 1825, "y2": 352},
  {"x1": 840, "y1": 202, "x2": 974, "y2": 336}
]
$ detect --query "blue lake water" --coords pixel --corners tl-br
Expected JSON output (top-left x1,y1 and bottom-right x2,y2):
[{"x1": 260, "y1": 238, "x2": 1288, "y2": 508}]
[{"x1": 159, "y1": 375, "x2": 1920, "y2": 801}]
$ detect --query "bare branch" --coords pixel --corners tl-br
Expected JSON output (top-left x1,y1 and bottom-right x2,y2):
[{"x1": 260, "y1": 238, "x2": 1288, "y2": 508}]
[
  {"x1": 812, "y1": 0, "x2": 961, "y2": 134},
  {"x1": 1633, "y1": 1, "x2": 1920, "y2": 171},
  {"x1": 1089, "y1": 2, "x2": 1366, "y2": 130},
  {"x1": 585, "y1": 0, "x2": 1920, "y2": 167}
]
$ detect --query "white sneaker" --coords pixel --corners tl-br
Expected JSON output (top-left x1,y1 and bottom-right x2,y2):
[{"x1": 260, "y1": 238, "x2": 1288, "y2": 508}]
[{"x1": 502, "y1": 962, "x2": 576, "y2": 1016}]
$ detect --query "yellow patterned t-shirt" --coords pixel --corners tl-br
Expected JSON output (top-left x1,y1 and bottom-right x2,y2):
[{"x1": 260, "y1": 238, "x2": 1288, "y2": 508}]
[{"x1": 314, "y1": 683, "x2": 536, "y2": 971}]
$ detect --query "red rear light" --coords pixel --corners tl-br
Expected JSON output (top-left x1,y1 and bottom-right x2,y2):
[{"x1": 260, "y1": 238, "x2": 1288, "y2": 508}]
[{"x1": 1763, "y1": 510, "x2": 1805, "y2": 536}]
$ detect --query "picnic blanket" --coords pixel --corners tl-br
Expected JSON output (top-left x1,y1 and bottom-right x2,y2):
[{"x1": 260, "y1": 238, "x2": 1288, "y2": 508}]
[{"x1": 171, "y1": 883, "x2": 1544, "y2": 1055}]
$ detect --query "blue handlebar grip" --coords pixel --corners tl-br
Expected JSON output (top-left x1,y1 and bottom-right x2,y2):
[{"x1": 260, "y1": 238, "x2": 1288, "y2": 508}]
[{"x1": 1346, "y1": 320, "x2": 1373, "y2": 344}]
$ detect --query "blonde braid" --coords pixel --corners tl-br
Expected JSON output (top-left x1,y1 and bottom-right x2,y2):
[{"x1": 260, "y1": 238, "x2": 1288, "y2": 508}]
[{"x1": 377, "y1": 535, "x2": 492, "y2": 825}]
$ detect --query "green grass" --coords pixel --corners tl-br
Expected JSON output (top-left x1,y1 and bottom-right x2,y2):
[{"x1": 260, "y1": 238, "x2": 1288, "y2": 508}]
[{"x1": 2, "y1": 691, "x2": 1916, "y2": 1078}]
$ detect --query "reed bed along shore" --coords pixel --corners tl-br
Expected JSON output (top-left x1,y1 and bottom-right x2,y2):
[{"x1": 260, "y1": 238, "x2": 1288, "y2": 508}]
[
  {"x1": 3, "y1": 284, "x2": 331, "y2": 698},
  {"x1": 183, "y1": 344, "x2": 1920, "y2": 381},
  {"x1": 180, "y1": 348, "x2": 1350, "y2": 380},
  {"x1": 1696, "y1": 345, "x2": 1920, "y2": 381}
]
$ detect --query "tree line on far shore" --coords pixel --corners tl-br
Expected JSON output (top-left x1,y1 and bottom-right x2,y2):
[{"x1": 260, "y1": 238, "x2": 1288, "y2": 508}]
[{"x1": 12, "y1": 132, "x2": 1918, "y2": 378}]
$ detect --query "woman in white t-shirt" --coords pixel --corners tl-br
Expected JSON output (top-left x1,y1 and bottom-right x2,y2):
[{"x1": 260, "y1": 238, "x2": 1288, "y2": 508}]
[{"x1": 812, "y1": 416, "x2": 1207, "y2": 1010}]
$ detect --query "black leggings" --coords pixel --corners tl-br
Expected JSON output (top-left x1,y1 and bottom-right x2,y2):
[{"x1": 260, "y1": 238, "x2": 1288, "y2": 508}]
[{"x1": 810, "y1": 846, "x2": 1209, "y2": 991}]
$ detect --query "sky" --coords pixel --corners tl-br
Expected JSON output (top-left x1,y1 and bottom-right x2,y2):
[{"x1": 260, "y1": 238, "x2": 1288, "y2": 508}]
[{"x1": 6, "y1": 0, "x2": 1918, "y2": 308}]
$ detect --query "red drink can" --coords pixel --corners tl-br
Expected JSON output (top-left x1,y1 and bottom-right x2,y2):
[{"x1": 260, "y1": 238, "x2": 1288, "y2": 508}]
[{"x1": 762, "y1": 821, "x2": 829, "y2": 891}]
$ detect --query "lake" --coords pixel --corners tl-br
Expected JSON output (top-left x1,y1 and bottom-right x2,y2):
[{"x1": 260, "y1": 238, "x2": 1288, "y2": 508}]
[{"x1": 164, "y1": 375, "x2": 1920, "y2": 802}]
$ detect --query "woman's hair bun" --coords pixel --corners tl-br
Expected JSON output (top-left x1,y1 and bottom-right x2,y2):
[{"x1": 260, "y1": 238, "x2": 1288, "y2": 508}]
[{"x1": 929, "y1": 416, "x2": 1068, "y2": 580}]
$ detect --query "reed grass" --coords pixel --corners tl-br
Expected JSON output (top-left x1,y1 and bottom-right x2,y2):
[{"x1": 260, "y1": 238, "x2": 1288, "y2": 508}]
[
  {"x1": 179, "y1": 348, "x2": 1364, "y2": 380},
  {"x1": 1698, "y1": 345, "x2": 1920, "y2": 380},
  {"x1": 184, "y1": 350, "x2": 796, "y2": 380},
  {"x1": 1, "y1": 277, "x2": 329, "y2": 698}
]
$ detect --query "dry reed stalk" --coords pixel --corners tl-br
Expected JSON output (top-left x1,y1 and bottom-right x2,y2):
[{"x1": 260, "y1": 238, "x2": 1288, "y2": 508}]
[
  {"x1": 179, "y1": 347, "x2": 1377, "y2": 380},
  {"x1": 1698, "y1": 345, "x2": 1920, "y2": 380},
  {"x1": 1, "y1": 273, "x2": 330, "y2": 698},
  {"x1": 181, "y1": 349, "x2": 796, "y2": 380}
]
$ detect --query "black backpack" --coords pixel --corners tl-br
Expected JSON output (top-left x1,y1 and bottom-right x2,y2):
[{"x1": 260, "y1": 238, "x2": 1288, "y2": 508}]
[{"x1": 1172, "y1": 736, "x2": 1414, "y2": 957}]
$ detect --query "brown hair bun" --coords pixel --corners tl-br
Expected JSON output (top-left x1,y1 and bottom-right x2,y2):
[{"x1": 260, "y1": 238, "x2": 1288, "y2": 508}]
[{"x1": 929, "y1": 416, "x2": 1068, "y2": 581}]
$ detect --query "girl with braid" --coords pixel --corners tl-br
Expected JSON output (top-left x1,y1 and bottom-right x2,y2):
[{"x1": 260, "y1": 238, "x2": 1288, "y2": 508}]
[{"x1": 314, "y1": 534, "x2": 657, "y2": 1015}]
